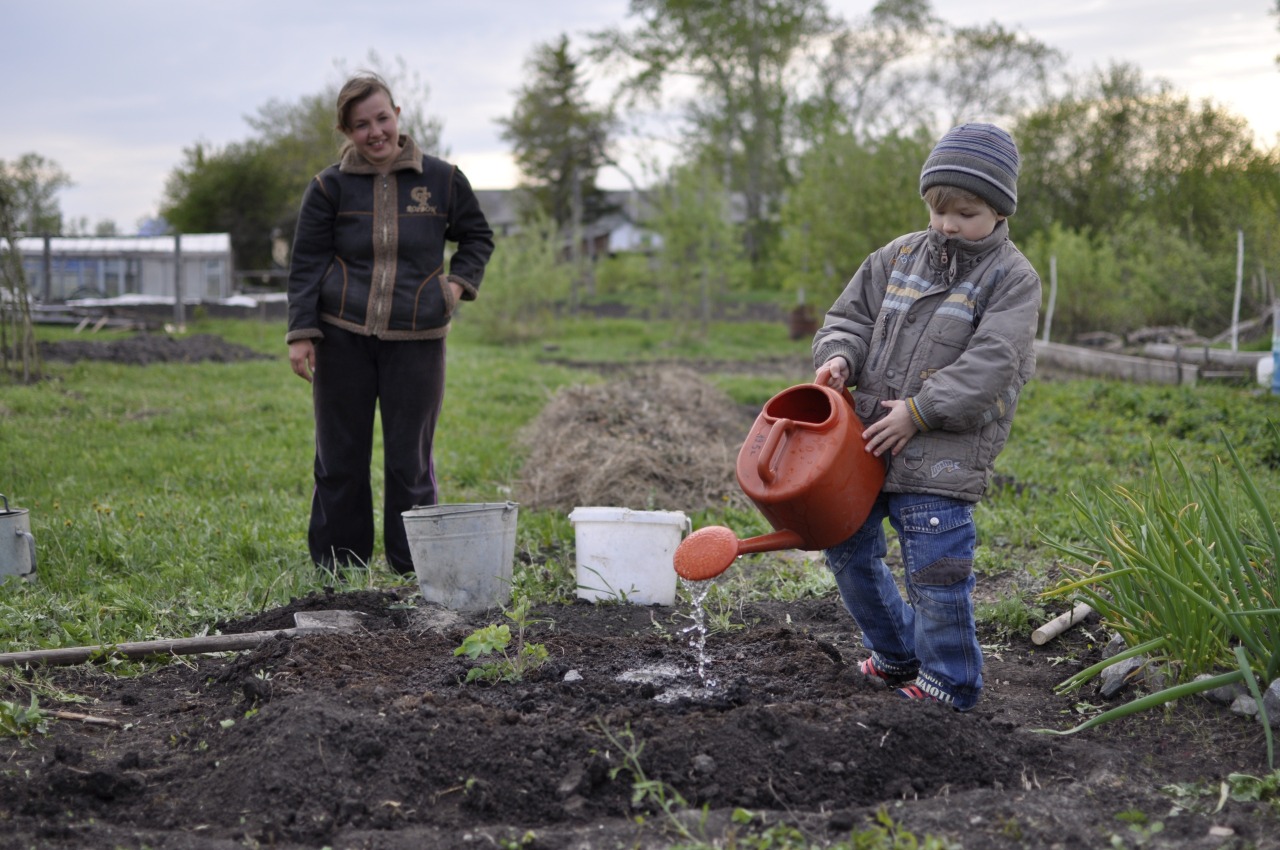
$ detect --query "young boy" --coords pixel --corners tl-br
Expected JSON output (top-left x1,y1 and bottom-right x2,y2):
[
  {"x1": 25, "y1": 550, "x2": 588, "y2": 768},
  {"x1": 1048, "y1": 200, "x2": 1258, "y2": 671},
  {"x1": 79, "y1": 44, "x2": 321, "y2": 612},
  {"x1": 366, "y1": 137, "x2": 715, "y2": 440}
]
[{"x1": 812, "y1": 123, "x2": 1041, "y2": 711}]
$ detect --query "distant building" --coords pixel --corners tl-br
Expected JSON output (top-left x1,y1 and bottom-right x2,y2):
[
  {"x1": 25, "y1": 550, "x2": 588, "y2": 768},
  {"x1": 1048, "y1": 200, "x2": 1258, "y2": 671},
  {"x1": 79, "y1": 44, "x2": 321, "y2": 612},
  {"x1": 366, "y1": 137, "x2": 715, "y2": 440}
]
[
  {"x1": 471, "y1": 189, "x2": 663, "y2": 258},
  {"x1": 7, "y1": 233, "x2": 233, "y2": 303}
]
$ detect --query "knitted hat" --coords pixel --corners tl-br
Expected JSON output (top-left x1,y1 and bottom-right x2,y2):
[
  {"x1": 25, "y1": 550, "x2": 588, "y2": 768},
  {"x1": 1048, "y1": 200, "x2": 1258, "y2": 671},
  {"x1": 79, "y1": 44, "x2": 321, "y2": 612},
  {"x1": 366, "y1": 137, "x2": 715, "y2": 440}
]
[{"x1": 919, "y1": 123, "x2": 1020, "y2": 216}]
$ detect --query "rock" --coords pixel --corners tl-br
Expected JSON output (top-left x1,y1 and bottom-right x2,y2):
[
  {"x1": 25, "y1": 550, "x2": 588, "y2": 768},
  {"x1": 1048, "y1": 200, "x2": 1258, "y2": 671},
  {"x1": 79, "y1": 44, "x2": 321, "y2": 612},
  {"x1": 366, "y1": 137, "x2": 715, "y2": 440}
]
[
  {"x1": 1195, "y1": 674, "x2": 1247, "y2": 706},
  {"x1": 1102, "y1": 633, "x2": 1126, "y2": 659},
  {"x1": 1231, "y1": 694, "x2": 1259, "y2": 718},
  {"x1": 1263, "y1": 679, "x2": 1280, "y2": 728},
  {"x1": 1099, "y1": 656, "x2": 1146, "y2": 698}
]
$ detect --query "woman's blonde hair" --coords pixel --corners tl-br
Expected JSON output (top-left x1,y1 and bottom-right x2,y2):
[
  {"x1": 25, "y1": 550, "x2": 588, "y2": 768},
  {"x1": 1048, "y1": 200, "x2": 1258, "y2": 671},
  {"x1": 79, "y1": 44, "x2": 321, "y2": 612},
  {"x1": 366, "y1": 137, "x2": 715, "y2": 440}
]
[{"x1": 335, "y1": 73, "x2": 397, "y2": 134}]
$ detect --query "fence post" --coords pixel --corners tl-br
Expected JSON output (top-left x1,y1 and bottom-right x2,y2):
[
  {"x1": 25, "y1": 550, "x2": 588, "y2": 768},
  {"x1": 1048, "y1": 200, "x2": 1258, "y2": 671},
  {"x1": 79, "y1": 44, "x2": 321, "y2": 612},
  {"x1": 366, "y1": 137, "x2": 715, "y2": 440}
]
[
  {"x1": 173, "y1": 233, "x2": 185, "y2": 330},
  {"x1": 1272, "y1": 300, "x2": 1279, "y2": 396},
  {"x1": 1041, "y1": 255, "x2": 1057, "y2": 343}
]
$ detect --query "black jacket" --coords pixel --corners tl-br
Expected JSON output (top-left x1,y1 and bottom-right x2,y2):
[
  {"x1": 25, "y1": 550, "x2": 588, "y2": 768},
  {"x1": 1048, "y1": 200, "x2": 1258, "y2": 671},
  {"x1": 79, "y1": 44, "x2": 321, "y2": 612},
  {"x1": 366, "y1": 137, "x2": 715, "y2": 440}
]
[{"x1": 286, "y1": 135, "x2": 494, "y2": 342}]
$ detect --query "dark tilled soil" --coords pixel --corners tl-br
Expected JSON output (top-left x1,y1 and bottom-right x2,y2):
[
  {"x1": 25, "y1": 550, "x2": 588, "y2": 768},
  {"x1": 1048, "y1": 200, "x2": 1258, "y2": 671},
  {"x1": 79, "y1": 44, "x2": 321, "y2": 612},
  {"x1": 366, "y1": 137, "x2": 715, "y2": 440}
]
[
  {"x1": 0, "y1": 584, "x2": 1274, "y2": 850},
  {"x1": 38, "y1": 333, "x2": 272, "y2": 366}
]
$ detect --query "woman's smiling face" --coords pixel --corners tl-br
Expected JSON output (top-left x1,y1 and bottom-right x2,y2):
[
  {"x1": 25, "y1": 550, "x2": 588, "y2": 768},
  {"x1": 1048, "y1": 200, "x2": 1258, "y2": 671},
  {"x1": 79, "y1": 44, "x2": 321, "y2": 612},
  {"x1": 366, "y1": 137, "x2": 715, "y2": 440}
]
[{"x1": 343, "y1": 91, "x2": 400, "y2": 169}]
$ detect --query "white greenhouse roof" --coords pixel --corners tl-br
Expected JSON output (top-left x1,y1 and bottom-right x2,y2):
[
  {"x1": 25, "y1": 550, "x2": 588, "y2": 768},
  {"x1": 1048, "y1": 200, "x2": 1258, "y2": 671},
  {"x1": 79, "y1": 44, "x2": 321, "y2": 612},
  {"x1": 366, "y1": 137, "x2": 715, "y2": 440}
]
[{"x1": 7, "y1": 233, "x2": 230, "y2": 255}]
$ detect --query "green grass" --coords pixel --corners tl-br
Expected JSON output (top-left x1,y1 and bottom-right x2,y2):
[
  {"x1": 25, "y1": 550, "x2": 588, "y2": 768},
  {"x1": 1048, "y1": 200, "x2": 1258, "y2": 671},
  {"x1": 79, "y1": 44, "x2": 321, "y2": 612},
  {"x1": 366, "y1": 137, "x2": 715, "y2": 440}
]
[{"x1": 1, "y1": 315, "x2": 1277, "y2": 662}]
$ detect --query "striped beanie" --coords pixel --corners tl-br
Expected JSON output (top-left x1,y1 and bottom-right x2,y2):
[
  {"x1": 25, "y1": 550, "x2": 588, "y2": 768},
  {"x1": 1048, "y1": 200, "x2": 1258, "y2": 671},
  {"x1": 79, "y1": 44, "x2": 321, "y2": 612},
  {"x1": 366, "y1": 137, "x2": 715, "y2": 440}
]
[{"x1": 919, "y1": 123, "x2": 1020, "y2": 216}]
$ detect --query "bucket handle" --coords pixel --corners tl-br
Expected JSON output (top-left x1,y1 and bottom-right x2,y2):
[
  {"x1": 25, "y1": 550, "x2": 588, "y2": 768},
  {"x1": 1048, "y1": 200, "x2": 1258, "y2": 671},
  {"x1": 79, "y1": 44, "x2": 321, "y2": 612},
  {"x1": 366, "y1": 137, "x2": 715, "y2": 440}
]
[{"x1": 15, "y1": 528, "x2": 36, "y2": 576}]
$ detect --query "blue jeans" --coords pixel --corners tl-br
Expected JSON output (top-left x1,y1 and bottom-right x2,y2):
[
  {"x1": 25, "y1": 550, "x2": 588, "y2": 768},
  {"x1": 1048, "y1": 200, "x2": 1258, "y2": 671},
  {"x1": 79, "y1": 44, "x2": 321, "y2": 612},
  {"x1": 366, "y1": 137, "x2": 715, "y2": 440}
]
[{"x1": 824, "y1": 492, "x2": 982, "y2": 710}]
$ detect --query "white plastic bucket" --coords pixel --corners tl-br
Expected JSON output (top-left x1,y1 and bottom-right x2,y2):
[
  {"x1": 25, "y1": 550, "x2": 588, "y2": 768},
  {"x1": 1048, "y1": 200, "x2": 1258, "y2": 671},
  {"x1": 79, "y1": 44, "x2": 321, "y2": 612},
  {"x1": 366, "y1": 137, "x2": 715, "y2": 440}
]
[
  {"x1": 568, "y1": 507, "x2": 690, "y2": 605},
  {"x1": 402, "y1": 502, "x2": 518, "y2": 610}
]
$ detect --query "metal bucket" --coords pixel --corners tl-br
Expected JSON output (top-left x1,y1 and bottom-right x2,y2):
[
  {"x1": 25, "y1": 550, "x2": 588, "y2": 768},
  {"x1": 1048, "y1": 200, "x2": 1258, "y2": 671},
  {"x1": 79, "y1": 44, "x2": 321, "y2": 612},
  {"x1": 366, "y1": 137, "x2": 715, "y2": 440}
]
[
  {"x1": 0, "y1": 494, "x2": 37, "y2": 584},
  {"x1": 402, "y1": 502, "x2": 518, "y2": 610}
]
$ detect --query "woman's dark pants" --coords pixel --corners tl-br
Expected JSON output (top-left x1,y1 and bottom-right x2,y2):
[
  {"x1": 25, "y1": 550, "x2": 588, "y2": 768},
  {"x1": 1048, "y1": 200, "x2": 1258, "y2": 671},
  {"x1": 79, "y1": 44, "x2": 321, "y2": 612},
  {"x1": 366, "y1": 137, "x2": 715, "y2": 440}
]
[{"x1": 308, "y1": 326, "x2": 445, "y2": 575}]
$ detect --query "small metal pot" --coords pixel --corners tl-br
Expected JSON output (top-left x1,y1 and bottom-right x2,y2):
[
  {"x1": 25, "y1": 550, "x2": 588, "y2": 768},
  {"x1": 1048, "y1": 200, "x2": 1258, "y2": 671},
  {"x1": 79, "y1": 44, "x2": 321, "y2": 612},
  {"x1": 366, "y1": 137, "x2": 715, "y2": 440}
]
[{"x1": 0, "y1": 494, "x2": 37, "y2": 583}]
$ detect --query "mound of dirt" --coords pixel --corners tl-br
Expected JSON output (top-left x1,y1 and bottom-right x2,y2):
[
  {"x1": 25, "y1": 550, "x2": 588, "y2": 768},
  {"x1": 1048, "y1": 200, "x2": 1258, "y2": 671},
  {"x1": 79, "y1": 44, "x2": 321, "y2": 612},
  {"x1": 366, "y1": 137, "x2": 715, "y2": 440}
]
[
  {"x1": 516, "y1": 367, "x2": 753, "y2": 513},
  {"x1": 38, "y1": 333, "x2": 272, "y2": 365},
  {"x1": 0, "y1": 587, "x2": 1271, "y2": 850}
]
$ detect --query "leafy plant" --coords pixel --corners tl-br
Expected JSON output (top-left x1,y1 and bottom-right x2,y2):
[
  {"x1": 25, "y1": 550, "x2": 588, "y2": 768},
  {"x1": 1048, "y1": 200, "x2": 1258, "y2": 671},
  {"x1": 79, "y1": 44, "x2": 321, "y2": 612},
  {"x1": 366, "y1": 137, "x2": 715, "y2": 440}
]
[
  {"x1": 1164, "y1": 769, "x2": 1280, "y2": 815},
  {"x1": 1042, "y1": 430, "x2": 1280, "y2": 767},
  {"x1": 454, "y1": 597, "x2": 550, "y2": 684},
  {"x1": 0, "y1": 695, "x2": 49, "y2": 744}
]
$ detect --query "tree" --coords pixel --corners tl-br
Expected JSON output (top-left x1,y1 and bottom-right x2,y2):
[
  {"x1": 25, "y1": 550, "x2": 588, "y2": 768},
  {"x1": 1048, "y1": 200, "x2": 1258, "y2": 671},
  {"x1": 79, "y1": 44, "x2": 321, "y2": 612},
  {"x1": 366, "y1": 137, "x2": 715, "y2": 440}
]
[
  {"x1": 1014, "y1": 63, "x2": 1280, "y2": 336},
  {"x1": 1016, "y1": 63, "x2": 1278, "y2": 250},
  {"x1": 246, "y1": 51, "x2": 444, "y2": 189},
  {"x1": 592, "y1": 0, "x2": 838, "y2": 273},
  {"x1": 497, "y1": 35, "x2": 616, "y2": 231},
  {"x1": 0, "y1": 153, "x2": 71, "y2": 235},
  {"x1": 649, "y1": 159, "x2": 747, "y2": 332},
  {"x1": 162, "y1": 52, "x2": 445, "y2": 274},
  {"x1": 926, "y1": 22, "x2": 1063, "y2": 127},
  {"x1": 0, "y1": 170, "x2": 41, "y2": 383},
  {"x1": 776, "y1": 130, "x2": 933, "y2": 308},
  {"x1": 161, "y1": 141, "x2": 293, "y2": 272}
]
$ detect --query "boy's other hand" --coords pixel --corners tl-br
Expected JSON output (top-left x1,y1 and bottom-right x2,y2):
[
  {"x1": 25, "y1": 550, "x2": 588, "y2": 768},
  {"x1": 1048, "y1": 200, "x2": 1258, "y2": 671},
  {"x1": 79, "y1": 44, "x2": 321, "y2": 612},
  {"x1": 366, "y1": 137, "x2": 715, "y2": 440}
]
[{"x1": 862, "y1": 399, "x2": 918, "y2": 457}]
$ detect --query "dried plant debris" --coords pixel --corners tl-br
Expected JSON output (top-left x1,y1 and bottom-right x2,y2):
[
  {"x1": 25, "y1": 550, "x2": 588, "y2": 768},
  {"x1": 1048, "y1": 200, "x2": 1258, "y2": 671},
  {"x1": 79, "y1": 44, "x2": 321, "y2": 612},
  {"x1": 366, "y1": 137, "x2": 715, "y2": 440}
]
[{"x1": 516, "y1": 366, "x2": 752, "y2": 513}]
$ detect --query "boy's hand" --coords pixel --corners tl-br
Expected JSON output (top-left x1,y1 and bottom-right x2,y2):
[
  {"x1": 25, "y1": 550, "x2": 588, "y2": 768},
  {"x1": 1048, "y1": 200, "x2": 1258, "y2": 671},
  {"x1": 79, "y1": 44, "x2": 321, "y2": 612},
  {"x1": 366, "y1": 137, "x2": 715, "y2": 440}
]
[
  {"x1": 816, "y1": 356, "x2": 849, "y2": 388},
  {"x1": 862, "y1": 399, "x2": 918, "y2": 457}
]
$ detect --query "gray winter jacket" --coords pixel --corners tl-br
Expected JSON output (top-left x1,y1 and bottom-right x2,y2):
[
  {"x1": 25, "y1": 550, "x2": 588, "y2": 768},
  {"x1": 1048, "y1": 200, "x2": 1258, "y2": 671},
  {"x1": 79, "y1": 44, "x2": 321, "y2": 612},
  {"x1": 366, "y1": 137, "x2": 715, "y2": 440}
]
[{"x1": 812, "y1": 220, "x2": 1040, "y2": 502}]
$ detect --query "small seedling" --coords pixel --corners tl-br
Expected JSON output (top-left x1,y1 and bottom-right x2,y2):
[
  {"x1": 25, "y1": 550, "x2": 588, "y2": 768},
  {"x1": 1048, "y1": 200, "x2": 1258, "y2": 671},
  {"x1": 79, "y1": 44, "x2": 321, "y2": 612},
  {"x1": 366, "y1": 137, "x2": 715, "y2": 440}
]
[
  {"x1": 454, "y1": 596, "x2": 550, "y2": 684},
  {"x1": 0, "y1": 695, "x2": 49, "y2": 745}
]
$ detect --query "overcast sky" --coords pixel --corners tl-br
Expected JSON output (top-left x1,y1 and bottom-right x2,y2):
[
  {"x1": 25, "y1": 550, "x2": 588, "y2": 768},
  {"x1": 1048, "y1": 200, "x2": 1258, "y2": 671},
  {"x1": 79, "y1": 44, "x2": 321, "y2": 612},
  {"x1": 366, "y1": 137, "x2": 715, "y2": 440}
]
[{"x1": 4, "y1": 0, "x2": 1277, "y2": 233}]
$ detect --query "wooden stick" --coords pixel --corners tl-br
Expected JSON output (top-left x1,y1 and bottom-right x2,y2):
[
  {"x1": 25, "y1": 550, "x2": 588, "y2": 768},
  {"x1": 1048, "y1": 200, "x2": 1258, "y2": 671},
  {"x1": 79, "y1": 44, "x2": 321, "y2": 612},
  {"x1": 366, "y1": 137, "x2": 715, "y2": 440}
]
[
  {"x1": 0, "y1": 627, "x2": 303, "y2": 667},
  {"x1": 1032, "y1": 602, "x2": 1094, "y2": 646},
  {"x1": 44, "y1": 709, "x2": 124, "y2": 727}
]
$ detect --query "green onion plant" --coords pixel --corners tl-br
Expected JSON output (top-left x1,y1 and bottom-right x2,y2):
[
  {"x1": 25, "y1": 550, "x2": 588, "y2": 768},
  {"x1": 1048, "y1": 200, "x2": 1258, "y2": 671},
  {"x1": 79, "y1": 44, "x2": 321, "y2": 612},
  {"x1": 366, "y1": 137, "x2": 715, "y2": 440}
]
[{"x1": 1043, "y1": 427, "x2": 1280, "y2": 767}]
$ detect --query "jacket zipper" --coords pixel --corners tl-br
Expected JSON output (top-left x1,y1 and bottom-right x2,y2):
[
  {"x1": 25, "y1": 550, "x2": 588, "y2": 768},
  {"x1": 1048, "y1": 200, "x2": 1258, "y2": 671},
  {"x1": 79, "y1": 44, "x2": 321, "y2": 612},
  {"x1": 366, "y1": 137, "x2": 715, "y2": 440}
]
[{"x1": 375, "y1": 175, "x2": 390, "y2": 328}]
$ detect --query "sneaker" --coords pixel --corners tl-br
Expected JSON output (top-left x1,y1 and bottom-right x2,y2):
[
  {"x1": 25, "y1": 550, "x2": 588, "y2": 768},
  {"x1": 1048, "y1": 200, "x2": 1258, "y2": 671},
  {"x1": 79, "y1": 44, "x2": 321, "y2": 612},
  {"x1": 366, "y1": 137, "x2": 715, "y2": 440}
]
[
  {"x1": 896, "y1": 682, "x2": 940, "y2": 703},
  {"x1": 859, "y1": 657, "x2": 916, "y2": 687}
]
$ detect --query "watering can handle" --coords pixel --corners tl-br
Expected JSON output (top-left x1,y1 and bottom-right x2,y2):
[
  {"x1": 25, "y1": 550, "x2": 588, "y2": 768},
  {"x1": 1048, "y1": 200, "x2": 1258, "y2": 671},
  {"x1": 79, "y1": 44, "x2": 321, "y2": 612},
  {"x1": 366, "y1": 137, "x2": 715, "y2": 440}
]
[{"x1": 756, "y1": 418, "x2": 794, "y2": 484}]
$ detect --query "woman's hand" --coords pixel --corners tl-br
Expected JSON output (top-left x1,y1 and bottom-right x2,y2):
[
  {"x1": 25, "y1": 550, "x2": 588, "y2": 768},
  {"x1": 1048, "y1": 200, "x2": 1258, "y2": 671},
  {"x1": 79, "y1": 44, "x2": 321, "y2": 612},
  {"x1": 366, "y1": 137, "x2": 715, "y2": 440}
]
[{"x1": 289, "y1": 340, "x2": 316, "y2": 383}]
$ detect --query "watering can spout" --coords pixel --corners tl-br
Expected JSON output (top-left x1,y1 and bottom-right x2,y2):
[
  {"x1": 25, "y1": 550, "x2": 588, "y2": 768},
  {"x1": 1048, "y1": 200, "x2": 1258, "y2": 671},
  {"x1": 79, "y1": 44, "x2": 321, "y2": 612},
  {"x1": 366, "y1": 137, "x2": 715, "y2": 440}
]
[{"x1": 673, "y1": 526, "x2": 806, "y2": 582}]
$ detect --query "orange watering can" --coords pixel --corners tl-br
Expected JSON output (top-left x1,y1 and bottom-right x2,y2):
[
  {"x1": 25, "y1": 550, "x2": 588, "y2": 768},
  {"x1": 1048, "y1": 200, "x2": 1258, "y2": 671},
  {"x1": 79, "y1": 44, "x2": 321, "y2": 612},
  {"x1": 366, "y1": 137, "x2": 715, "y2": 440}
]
[{"x1": 674, "y1": 366, "x2": 886, "y2": 581}]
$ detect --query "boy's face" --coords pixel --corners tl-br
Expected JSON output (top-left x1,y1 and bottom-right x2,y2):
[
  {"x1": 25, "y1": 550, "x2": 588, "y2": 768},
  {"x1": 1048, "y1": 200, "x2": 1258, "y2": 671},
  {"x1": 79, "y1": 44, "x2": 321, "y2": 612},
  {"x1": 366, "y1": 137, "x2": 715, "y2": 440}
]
[{"x1": 928, "y1": 199, "x2": 1004, "y2": 242}]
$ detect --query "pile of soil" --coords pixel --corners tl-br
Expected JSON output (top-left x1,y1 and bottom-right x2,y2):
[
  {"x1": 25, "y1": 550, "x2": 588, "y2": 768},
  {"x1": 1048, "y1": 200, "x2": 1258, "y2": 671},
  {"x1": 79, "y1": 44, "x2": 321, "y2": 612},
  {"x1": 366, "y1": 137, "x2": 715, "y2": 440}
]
[{"x1": 0, "y1": 585, "x2": 1272, "y2": 850}]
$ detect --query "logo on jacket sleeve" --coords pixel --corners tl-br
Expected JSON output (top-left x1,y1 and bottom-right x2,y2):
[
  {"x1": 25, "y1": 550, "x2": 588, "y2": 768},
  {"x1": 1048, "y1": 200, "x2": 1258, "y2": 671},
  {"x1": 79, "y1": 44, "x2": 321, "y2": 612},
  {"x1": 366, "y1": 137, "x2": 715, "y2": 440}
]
[{"x1": 407, "y1": 187, "x2": 438, "y2": 214}]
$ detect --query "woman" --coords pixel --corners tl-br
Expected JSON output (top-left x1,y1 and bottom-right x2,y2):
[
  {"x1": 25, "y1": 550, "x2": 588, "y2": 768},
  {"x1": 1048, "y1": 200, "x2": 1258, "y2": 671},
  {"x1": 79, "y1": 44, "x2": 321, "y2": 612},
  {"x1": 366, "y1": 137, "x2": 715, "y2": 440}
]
[{"x1": 286, "y1": 72, "x2": 494, "y2": 575}]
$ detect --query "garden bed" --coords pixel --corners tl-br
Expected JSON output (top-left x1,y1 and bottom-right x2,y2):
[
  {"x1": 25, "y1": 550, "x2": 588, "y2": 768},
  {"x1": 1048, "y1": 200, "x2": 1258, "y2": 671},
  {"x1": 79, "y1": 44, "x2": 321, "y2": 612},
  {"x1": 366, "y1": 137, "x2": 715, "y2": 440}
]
[{"x1": 0, "y1": 585, "x2": 1272, "y2": 849}]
